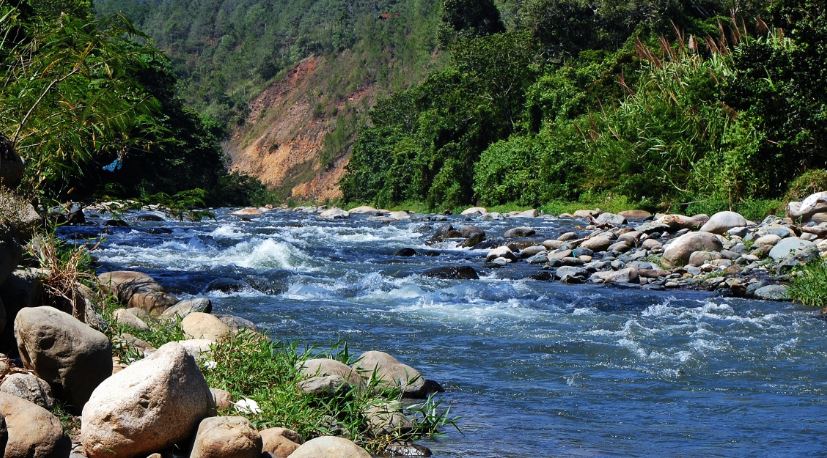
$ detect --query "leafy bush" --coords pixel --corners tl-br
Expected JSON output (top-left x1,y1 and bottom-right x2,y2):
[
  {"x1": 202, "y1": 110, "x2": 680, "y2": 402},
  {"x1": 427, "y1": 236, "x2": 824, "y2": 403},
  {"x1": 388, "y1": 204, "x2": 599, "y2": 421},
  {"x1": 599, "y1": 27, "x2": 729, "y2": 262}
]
[
  {"x1": 789, "y1": 260, "x2": 827, "y2": 307},
  {"x1": 784, "y1": 169, "x2": 827, "y2": 202}
]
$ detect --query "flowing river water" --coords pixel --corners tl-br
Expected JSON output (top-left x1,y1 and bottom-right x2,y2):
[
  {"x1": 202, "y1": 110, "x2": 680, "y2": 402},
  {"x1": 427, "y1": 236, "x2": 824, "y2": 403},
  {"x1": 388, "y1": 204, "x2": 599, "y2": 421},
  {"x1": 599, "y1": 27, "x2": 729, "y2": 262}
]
[{"x1": 59, "y1": 209, "x2": 827, "y2": 457}]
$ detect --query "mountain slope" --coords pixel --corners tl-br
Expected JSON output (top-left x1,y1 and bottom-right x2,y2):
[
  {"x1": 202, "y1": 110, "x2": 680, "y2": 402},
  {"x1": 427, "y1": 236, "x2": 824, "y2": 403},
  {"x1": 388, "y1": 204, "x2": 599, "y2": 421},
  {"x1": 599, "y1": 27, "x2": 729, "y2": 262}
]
[{"x1": 96, "y1": 0, "x2": 444, "y2": 201}]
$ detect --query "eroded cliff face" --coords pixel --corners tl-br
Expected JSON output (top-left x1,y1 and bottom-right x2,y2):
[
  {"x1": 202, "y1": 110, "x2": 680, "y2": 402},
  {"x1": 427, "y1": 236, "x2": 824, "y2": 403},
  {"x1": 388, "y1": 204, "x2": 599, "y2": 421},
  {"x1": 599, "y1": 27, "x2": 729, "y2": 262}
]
[{"x1": 226, "y1": 56, "x2": 374, "y2": 202}]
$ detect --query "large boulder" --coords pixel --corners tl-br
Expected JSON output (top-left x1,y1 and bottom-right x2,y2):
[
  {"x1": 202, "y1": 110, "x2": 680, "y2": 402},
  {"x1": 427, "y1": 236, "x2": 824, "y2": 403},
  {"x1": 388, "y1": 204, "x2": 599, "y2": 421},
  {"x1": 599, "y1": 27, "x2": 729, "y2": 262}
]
[
  {"x1": 97, "y1": 271, "x2": 177, "y2": 315},
  {"x1": 289, "y1": 436, "x2": 370, "y2": 458},
  {"x1": 319, "y1": 208, "x2": 349, "y2": 219},
  {"x1": 14, "y1": 306, "x2": 112, "y2": 410},
  {"x1": 352, "y1": 351, "x2": 431, "y2": 398},
  {"x1": 768, "y1": 237, "x2": 819, "y2": 263},
  {"x1": 81, "y1": 342, "x2": 214, "y2": 458},
  {"x1": 0, "y1": 373, "x2": 54, "y2": 409},
  {"x1": 662, "y1": 232, "x2": 723, "y2": 267},
  {"x1": 700, "y1": 211, "x2": 748, "y2": 235},
  {"x1": 422, "y1": 266, "x2": 479, "y2": 280},
  {"x1": 190, "y1": 416, "x2": 262, "y2": 458},
  {"x1": 260, "y1": 428, "x2": 301, "y2": 458},
  {"x1": 182, "y1": 312, "x2": 232, "y2": 340},
  {"x1": 0, "y1": 392, "x2": 70, "y2": 458}
]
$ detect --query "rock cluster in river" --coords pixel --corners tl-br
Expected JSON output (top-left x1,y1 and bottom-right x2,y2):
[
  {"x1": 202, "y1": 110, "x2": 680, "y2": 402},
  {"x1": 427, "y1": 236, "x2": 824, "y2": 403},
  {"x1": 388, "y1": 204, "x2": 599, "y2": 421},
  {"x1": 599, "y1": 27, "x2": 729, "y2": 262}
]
[{"x1": 432, "y1": 192, "x2": 827, "y2": 302}]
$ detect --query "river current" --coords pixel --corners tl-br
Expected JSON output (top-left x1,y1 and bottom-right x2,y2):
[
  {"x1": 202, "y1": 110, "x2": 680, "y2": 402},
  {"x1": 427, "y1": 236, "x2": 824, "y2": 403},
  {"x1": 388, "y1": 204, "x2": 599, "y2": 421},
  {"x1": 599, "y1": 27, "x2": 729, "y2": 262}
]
[{"x1": 59, "y1": 208, "x2": 827, "y2": 457}]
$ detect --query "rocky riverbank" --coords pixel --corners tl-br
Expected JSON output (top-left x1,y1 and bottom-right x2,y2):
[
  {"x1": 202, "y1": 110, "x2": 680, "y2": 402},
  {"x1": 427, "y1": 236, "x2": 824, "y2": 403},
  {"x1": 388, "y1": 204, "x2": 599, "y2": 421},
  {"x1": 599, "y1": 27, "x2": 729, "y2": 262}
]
[{"x1": 0, "y1": 198, "x2": 446, "y2": 456}]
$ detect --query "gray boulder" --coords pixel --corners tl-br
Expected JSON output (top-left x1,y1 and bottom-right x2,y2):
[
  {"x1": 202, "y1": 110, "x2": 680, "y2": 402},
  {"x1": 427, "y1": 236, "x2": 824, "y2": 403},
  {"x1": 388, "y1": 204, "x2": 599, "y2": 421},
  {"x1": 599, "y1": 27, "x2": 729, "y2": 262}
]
[
  {"x1": 0, "y1": 373, "x2": 54, "y2": 409},
  {"x1": 768, "y1": 238, "x2": 819, "y2": 263},
  {"x1": 14, "y1": 306, "x2": 112, "y2": 410},
  {"x1": 161, "y1": 298, "x2": 212, "y2": 320},
  {"x1": 754, "y1": 285, "x2": 790, "y2": 301},
  {"x1": 594, "y1": 212, "x2": 627, "y2": 226},
  {"x1": 352, "y1": 351, "x2": 432, "y2": 398}
]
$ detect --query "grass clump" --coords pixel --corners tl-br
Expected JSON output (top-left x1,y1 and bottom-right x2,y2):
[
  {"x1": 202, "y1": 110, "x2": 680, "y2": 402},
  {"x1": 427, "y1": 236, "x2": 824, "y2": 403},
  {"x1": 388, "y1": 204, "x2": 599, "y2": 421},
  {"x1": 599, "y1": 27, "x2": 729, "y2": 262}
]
[
  {"x1": 788, "y1": 260, "x2": 827, "y2": 307},
  {"x1": 201, "y1": 331, "x2": 457, "y2": 453}
]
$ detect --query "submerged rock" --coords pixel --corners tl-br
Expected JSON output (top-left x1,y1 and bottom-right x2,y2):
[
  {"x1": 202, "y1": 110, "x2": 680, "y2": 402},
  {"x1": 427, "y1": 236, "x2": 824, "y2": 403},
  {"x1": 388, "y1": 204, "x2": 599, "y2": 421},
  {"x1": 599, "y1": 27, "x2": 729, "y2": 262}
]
[{"x1": 422, "y1": 266, "x2": 479, "y2": 280}]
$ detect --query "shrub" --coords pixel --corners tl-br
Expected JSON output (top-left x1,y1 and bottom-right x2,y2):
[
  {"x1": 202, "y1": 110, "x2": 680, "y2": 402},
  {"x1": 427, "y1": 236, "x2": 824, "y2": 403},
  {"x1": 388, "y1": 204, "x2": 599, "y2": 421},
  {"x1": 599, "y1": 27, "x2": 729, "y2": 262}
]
[{"x1": 784, "y1": 169, "x2": 827, "y2": 203}]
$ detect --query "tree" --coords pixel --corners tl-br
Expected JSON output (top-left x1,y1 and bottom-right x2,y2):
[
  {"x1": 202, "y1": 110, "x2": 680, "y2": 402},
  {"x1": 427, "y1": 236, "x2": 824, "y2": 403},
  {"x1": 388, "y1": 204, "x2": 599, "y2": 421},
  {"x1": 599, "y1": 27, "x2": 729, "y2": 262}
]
[{"x1": 440, "y1": 0, "x2": 505, "y2": 43}]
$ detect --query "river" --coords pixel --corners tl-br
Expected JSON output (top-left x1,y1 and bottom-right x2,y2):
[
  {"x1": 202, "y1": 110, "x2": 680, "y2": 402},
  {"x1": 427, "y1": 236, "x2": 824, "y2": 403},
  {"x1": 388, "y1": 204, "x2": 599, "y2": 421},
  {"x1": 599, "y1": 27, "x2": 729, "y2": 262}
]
[{"x1": 59, "y1": 208, "x2": 827, "y2": 457}]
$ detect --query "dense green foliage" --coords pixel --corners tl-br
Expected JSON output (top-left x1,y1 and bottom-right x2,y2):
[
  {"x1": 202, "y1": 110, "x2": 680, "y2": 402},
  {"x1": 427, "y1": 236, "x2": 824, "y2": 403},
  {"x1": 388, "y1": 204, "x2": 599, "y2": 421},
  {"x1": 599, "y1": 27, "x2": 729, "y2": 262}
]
[
  {"x1": 0, "y1": 0, "x2": 254, "y2": 205},
  {"x1": 789, "y1": 260, "x2": 827, "y2": 307},
  {"x1": 343, "y1": 0, "x2": 827, "y2": 212},
  {"x1": 95, "y1": 0, "x2": 445, "y2": 127}
]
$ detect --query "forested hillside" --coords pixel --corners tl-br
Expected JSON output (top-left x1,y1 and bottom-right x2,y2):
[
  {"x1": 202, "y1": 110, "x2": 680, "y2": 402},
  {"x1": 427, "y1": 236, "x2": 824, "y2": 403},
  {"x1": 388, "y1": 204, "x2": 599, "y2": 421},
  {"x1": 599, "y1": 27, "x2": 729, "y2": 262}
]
[
  {"x1": 343, "y1": 0, "x2": 827, "y2": 213},
  {"x1": 96, "y1": 0, "x2": 451, "y2": 200}
]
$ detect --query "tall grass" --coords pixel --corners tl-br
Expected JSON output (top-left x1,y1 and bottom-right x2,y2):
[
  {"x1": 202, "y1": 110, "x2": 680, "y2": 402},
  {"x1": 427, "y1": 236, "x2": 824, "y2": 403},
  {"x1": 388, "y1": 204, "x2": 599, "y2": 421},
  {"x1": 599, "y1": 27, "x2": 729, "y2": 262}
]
[{"x1": 788, "y1": 260, "x2": 827, "y2": 307}]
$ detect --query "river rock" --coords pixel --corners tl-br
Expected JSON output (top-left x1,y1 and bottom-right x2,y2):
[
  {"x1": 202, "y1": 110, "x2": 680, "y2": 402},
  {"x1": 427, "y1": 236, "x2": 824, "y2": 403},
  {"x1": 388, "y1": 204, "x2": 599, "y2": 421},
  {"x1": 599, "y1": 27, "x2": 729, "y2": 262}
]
[
  {"x1": 210, "y1": 388, "x2": 233, "y2": 410},
  {"x1": 0, "y1": 392, "x2": 70, "y2": 458},
  {"x1": 0, "y1": 373, "x2": 54, "y2": 409},
  {"x1": 15, "y1": 306, "x2": 112, "y2": 410},
  {"x1": 700, "y1": 211, "x2": 749, "y2": 234},
  {"x1": 662, "y1": 232, "x2": 723, "y2": 267},
  {"x1": 422, "y1": 266, "x2": 479, "y2": 280},
  {"x1": 364, "y1": 401, "x2": 413, "y2": 436},
  {"x1": 768, "y1": 237, "x2": 819, "y2": 263},
  {"x1": 580, "y1": 234, "x2": 613, "y2": 252},
  {"x1": 504, "y1": 227, "x2": 535, "y2": 238},
  {"x1": 299, "y1": 358, "x2": 363, "y2": 387},
  {"x1": 173, "y1": 340, "x2": 213, "y2": 361},
  {"x1": 754, "y1": 284, "x2": 790, "y2": 301},
  {"x1": 395, "y1": 248, "x2": 417, "y2": 257},
  {"x1": 182, "y1": 312, "x2": 232, "y2": 341},
  {"x1": 460, "y1": 207, "x2": 487, "y2": 216},
  {"x1": 556, "y1": 266, "x2": 588, "y2": 283},
  {"x1": 289, "y1": 436, "x2": 370, "y2": 458},
  {"x1": 320, "y1": 208, "x2": 349, "y2": 219},
  {"x1": 218, "y1": 314, "x2": 257, "y2": 332},
  {"x1": 191, "y1": 416, "x2": 262, "y2": 458},
  {"x1": 657, "y1": 214, "x2": 708, "y2": 231},
  {"x1": 509, "y1": 209, "x2": 539, "y2": 218},
  {"x1": 486, "y1": 246, "x2": 516, "y2": 261},
  {"x1": 162, "y1": 298, "x2": 212, "y2": 319},
  {"x1": 590, "y1": 268, "x2": 639, "y2": 284},
  {"x1": 353, "y1": 351, "x2": 429, "y2": 398},
  {"x1": 594, "y1": 212, "x2": 626, "y2": 226},
  {"x1": 348, "y1": 206, "x2": 384, "y2": 216},
  {"x1": 113, "y1": 308, "x2": 149, "y2": 330},
  {"x1": 688, "y1": 251, "x2": 722, "y2": 267},
  {"x1": 619, "y1": 210, "x2": 652, "y2": 220},
  {"x1": 261, "y1": 427, "x2": 301, "y2": 458},
  {"x1": 754, "y1": 234, "x2": 781, "y2": 249},
  {"x1": 790, "y1": 191, "x2": 827, "y2": 220},
  {"x1": 81, "y1": 342, "x2": 214, "y2": 458},
  {"x1": 231, "y1": 207, "x2": 263, "y2": 217},
  {"x1": 97, "y1": 271, "x2": 177, "y2": 315}
]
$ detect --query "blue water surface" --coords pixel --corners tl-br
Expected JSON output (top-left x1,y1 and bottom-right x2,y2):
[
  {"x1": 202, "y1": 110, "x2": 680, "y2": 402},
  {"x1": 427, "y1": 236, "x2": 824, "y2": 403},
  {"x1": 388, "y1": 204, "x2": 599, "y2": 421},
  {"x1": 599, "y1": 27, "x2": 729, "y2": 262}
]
[{"x1": 60, "y1": 209, "x2": 827, "y2": 457}]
